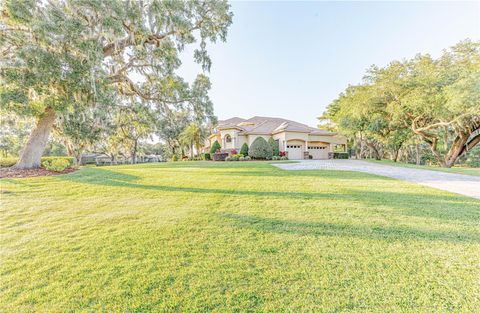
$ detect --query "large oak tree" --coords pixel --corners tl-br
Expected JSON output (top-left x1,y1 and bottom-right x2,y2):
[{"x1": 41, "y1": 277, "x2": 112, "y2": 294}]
[{"x1": 0, "y1": 0, "x2": 232, "y2": 168}]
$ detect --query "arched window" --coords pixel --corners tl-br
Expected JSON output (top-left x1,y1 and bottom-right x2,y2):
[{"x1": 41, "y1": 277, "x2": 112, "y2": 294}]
[{"x1": 225, "y1": 134, "x2": 232, "y2": 143}]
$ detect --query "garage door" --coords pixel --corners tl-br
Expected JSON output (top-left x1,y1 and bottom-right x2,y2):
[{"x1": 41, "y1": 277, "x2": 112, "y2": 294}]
[
  {"x1": 286, "y1": 144, "x2": 303, "y2": 160},
  {"x1": 308, "y1": 146, "x2": 328, "y2": 159}
]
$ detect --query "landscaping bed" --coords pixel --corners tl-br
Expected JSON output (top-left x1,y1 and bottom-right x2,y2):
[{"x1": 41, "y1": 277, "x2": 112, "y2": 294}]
[{"x1": 0, "y1": 167, "x2": 77, "y2": 179}]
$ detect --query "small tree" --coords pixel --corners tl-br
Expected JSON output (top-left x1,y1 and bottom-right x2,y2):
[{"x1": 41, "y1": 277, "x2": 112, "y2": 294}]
[
  {"x1": 210, "y1": 140, "x2": 221, "y2": 154},
  {"x1": 249, "y1": 137, "x2": 273, "y2": 159},
  {"x1": 268, "y1": 137, "x2": 279, "y2": 156},
  {"x1": 240, "y1": 143, "x2": 249, "y2": 156}
]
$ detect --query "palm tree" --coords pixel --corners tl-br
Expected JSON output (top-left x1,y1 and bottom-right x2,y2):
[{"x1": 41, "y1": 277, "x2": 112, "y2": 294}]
[{"x1": 179, "y1": 123, "x2": 206, "y2": 158}]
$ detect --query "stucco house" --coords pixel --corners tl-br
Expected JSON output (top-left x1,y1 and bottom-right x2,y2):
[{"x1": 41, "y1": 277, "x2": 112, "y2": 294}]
[{"x1": 206, "y1": 116, "x2": 347, "y2": 160}]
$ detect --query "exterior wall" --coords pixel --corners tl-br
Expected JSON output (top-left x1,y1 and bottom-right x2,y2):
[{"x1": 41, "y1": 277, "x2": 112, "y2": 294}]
[
  {"x1": 209, "y1": 134, "x2": 221, "y2": 149},
  {"x1": 284, "y1": 132, "x2": 309, "y2": 142},
  {"x1": 272, "y1": 132, "x2": 286, "y2": 152},
  {"x1": 219, "y1": 129, "x2": 239, "y2": 150},
  {"x1": 246, "y1": 134, "x2": 271, "y2": 146},
  {"x1": 236, "y1": 135, "x2": 247, "y2": 150}
]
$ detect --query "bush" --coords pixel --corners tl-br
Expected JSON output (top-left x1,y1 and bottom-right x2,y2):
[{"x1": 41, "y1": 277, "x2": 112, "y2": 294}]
[
  {"x1": 172, "y1": 155, "x2": 179, "y2": 162},
  {"x1": 271, "y1": 156, "x2": 280, "y2": 160},
  {"x1": 225, "y1": 156, "x2": 232, "y2": 161},
  {"x1": 240, "y1": 143, "x2": 249, "y2": 156},
  {"x1": 213, "y1": 152, "x2": 228, "y2": 161},
  {"x1": 239, "y1": 156, "x2": 245, "y2": 161},
  {"x1": 244, "y1": 156, "x2": 251, "y2": 161},
  {"x1": 231, "y1": 153, "x2": 243, "y2": 158},
  {"x1": 40, "y1": 156, "x2": 75, "y2": 167},
  {"x1": 333, "y1": 152, "x2": 349, "y2": 159},
  {"x1": 210, "y1": 140, "x2": 221, "y2": 155},
  {"x1": 203, "y1": 153, "x2": 211, "y2": 161},
  {"x1": 1, "y1": 156, "x2": 75, "y2": 168},
  {"x1": 279, "y1": 151, "x2": 286, "y2": 157},
  {"x1": 249, "y1": 137, "x2": 273, "y2": 159},
  {"x1": 231, "y1": 148, "x2": 238, "y2": 154},
  {"x1": 231, "y1": 156, "x2": 240, "y2": 161},
  {"x1": 41, "y1": 158, "x2": 70, "y2": 172},
  {"x1": 268, "y1": 137, "x2": 279, "y2": 156},
  {"x1": 280, "y1": 156, "x2": 288, "y2": 160},
  {"x1": 0, "y1": 157, "x2": 18, "y2": 167}
]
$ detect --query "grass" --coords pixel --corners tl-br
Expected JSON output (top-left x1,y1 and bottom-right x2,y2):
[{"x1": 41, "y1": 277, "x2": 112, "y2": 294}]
[
  {"x1": 365, "y1": 159, "x2": 480, "y2": 176},
  {"x1": 1, "y1": 161, "x2": 479, "y2": 312}
]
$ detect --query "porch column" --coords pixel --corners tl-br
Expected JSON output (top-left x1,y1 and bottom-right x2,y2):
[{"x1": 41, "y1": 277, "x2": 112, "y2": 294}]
[
  {"x1": 233, "y1": 137, "x2": 236, "y2": 149},
  {"x1": 305, "y1": 140, "x2": 309, "y2": 160}
]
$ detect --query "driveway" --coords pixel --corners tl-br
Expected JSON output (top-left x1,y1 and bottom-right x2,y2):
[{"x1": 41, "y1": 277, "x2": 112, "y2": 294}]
[{"x1": 272, "y1": 160, "x2": 480, "y2": 200}]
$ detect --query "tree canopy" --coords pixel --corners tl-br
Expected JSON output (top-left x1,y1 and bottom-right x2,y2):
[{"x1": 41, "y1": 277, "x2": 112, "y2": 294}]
[
  {"x1": 321, "y1": 40, "x2": 480, "y2": 167},
  {"x1": 0, "y1": 0, "x2": 232, "y2": 168}
]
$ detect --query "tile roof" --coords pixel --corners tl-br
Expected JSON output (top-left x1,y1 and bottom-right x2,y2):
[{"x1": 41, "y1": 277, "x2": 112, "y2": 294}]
[{"x1": 216, "y1": 116, "x2": 336, "y2": 135}]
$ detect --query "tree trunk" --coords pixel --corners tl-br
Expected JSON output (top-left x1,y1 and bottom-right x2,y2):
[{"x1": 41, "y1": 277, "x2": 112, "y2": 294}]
[
  {"x1": 15, "y1": 107, "x2": 56, "y2": 169},
  {"x1": 131, "y1": 139, "x2": 138, "y2": 164},
  {"x1": 415, "y1": 144, "x2": 421, "y2": 165},
  {"x1": 393, "y1": 148, "x2": 400, "y2": 162}
]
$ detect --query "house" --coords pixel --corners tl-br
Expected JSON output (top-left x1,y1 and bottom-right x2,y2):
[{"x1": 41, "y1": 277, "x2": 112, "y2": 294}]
[{"x1": 206, "y1": 116, "x2": 347, "y2": 160}]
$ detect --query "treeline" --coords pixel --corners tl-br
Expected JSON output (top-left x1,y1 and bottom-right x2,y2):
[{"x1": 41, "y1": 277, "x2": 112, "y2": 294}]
[
  {"x1": 320, "y1": 40, "x2": 480, "y2": 168},
  {"x1": 0, "y1": 0, "x2": 233, "y2": 168}
]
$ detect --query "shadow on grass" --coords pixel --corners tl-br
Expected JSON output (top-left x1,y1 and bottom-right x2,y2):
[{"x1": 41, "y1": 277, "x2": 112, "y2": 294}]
[
  {"x1": 219, "y1": 213, "x2": 480, "y2": 243},
  {"x1": 60, "y1": 167, "x2": 480, "y2": 223}
]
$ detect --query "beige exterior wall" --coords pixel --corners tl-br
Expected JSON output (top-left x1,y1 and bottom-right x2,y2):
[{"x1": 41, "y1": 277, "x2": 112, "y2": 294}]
[
  {"x1": 284, "y1": 132, "x2": 309, "y2": 142},
  {"x1": 236, "y1": 135, "x2": 247, "y2": 149},
  {"x1": 272, "y1": 132, "x2": 286, "y2": 152},
  {"x1": 246, "y1": 134, "x2": 270, "y2": 146}
]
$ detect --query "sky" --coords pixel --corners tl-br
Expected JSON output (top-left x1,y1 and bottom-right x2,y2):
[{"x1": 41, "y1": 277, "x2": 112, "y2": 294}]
[{"x1": 178, "y1": 1, "x2": 480, "y2": 127}]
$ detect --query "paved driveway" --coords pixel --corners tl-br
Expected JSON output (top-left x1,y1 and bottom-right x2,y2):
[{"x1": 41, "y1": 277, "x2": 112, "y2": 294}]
[{"x1": 272, "y1": 160, "x2": 480, "y2": 200}]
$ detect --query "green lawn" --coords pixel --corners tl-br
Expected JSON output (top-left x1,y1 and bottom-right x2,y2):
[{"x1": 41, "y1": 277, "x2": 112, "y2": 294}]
[
  {"x1": 365, "y1": 159, "x2": 480, "y2": 176},
  {"x1": 1, "y1": 162, "x2": 479, "y2": 312}
]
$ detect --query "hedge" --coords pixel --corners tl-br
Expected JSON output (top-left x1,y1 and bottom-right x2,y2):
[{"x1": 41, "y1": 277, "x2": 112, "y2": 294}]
[
  {"x1": 249, "y1": 137, "x2": 273, "y2": 159},
  {"x1": 0, "y1": 156, "x2": 75, "y2": 168},
  {"x1": 240, "y1": 143, "x2": 249, "y2": 156},
  {"x1": 210, "y1": 140, "x2": 221, "y2": 155},
  {"x1": 333, "y1": 152, "x2": 349, "y2": 159}
]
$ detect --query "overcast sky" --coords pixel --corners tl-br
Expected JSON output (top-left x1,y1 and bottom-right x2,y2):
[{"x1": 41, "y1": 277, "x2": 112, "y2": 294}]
[{"x1": 178, "y1": 1, "x2": 480, "y2": 127}]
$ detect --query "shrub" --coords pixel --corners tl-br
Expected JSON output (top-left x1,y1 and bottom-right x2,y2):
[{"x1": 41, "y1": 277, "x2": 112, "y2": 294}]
[
  {"x1": 309, "y1": 155, "x2": 313, "y2": 159},
  {"x1": 244, "y1": 156, "x2": 251, "y2": 161},
  {"x1": 210, "y1": 140, "x2": 221, "y2": 155},
  {"x1": 40, "y1": 156, "x2": 75, "y2": 167},
  {"x1": 231, "y1": 148, "x2": 238, "y2": 154},
  {"x1": 172, "y1": 155, "x2": 179, "y2": 162},
  {"x1": 239, "y1": 156, "x2": 245, "y2": 161},
  {"x1": 271, "y1": 156, "x2": 280, "y2": 160},
  {"x1": 268, "y1": 137, "x2": 279, "y2": 156},
  {"x1": 240, "y1": 143, "x2": 249, "y2": 156},
  {"x1": 0, "y1": 157, "x2": 18, "y2": 167},
  {"x1": 280, "y1": 156, "x2": 288, "y2": 160},
  {"x1": 279, "y1": 151, "x2": 286, "y2": 157},
  {"x1": 231, "y1": 156, "x2": 239, "y2": 161},
  {"x1": 225, "y1": 156, "x2": 232, "y2": 161},
  {"x1": 41, "y1": 158, "x2": 70, "y2": 172},
  {"x1": 203, "y1": 153, "x2": 211, "y2": 161},
  {"x1": 231, "y1": 153, "x2": 243, "y2": 158},
  {"x1": 213, "y1": 152, "x2": 228, "y2": 161},
  {"x1": 249, "y1": 137, "x2": 273, "y2": 159},
  {"x1": 333, "y1": 152, "x2": 349, "y2": 159}
]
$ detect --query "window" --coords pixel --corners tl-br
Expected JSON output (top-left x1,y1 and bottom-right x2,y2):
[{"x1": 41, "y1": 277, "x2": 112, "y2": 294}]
[{"x1": 225, "y1": 134, "x2": 232, "y2": 143}]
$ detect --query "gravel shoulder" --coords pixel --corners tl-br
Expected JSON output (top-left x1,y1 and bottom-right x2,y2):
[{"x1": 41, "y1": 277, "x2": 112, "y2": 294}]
[{"x1": 272, "y1": 160, "x2": 480, "y2": 200}]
